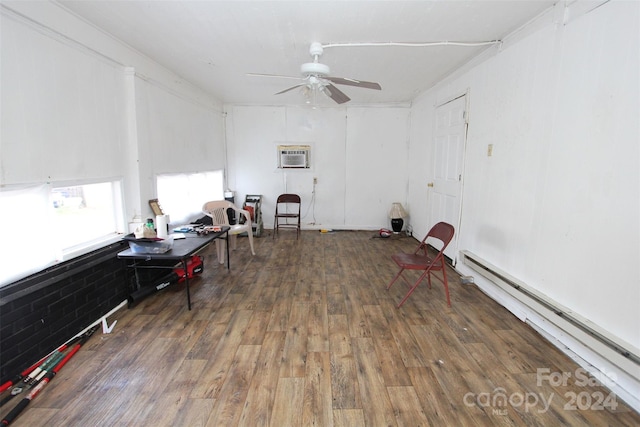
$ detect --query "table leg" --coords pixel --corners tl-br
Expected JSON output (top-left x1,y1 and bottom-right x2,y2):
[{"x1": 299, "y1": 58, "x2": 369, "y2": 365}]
[
  {"x1": 182, "y1": 258, "x2": 192, "y2": 310},
  {"x1": 133, "y1": 261, "x2": 141, "y2": 289},
  {"x1": 124, "y1": 261, "x2": 136, "y2": 308}
]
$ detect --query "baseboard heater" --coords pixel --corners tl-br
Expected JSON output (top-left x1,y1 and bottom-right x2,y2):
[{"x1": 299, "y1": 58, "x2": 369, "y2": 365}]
[{"x1": 460, "y1": 250, "x2": 640, "y2": 367}]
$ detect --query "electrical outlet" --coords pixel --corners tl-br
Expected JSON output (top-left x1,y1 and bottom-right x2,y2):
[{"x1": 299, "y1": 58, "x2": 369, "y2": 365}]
[
  {"x1": 313, "y1": 177, "x2": 318, "y2": 184},
  {"x1": 487, "y1": 144, "x2": 493, "y2": 157}
]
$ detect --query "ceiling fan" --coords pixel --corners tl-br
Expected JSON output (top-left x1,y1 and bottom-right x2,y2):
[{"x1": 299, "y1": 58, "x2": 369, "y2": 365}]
[{"x1": 248, "y1": 42, "x2": 381, "y2": 104}]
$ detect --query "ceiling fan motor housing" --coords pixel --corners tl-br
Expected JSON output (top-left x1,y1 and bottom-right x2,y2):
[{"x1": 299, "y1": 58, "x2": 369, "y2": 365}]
[{"x1": 301, "y1": 62, "x2": 330, "y2": 76}]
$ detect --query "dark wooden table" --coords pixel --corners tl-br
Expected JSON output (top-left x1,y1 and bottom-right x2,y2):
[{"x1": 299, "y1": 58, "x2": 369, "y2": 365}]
[{"x1": 117, "y1": 227, "x2": 230, "y2": 310}]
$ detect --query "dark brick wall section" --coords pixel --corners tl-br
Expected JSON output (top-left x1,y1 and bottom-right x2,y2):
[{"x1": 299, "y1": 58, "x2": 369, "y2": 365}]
[{"x1": 0, "y1": 240, "x2": 131, "y2": 383}]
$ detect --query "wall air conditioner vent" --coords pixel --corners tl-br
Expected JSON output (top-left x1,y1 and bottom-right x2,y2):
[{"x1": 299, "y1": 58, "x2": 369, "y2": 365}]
[{"x1": 277, "y1": 145, "x2": 311, "y2": 169}]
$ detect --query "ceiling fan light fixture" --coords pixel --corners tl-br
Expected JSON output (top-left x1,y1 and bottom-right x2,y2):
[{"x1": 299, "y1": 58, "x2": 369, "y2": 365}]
[{"x1": 301, "y1": 85, "x2": 313, "y2": 103}]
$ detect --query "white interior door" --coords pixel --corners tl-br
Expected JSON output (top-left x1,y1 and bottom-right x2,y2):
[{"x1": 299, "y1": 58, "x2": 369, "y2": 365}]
[{"x1": 429, "y1": 94, "x2": 468, "y2": 264}]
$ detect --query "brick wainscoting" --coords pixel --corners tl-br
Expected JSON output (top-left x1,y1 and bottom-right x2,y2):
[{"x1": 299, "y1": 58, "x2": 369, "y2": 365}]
[{"x1": 0, "y1": 240, "x2": 130, "y2": 383}]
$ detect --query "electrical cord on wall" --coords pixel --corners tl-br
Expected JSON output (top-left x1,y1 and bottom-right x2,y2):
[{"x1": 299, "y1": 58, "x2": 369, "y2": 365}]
[{"x1": 302, "y1": 179, "x2": 316, "y2": 225}]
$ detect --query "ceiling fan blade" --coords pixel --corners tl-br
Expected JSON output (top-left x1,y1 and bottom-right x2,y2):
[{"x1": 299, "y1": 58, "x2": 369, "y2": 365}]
[
  {"x1": 247, "y1": 72, "x2": 301, "y2": 80},
  {"x1": 326, "y1": 76, "x2": 381, "y2": 90},
  {"x1": 323, "y1": 84, "x2": 351, "y2": 104},
  {"x1": 275, "y1": 84, "x2": 306, "y2": 95}
]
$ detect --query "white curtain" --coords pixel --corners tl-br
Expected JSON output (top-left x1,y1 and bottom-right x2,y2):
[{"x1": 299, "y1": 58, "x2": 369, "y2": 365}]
[
  {"x1": 157, "y1": 170, "x2": 224, "y2": 225},
  {"x1": 0, "y1": 184, "x2": 57, "y2": 286}
]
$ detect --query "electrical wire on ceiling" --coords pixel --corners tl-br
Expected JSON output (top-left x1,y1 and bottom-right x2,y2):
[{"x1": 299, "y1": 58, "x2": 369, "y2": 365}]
[{"x1": 322, "y1": 41, "x2": 502, "y2": 49}]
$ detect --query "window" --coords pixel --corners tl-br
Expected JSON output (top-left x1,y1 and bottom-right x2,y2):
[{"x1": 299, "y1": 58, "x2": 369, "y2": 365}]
[
  {"x1": 51, "y1": 181, "x2": 123, "y2": 252},
  {"x1": 156, "y1": 170, "x2": 224, "y2": 225},
  {"x1": 0, "y1": 180, "x2": 124, "y2": 287}
]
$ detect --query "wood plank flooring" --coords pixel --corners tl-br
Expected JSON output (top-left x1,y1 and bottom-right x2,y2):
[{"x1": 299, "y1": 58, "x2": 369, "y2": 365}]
[{"x1": 2, "y1": 230, "x2": 638, "y2": 426}]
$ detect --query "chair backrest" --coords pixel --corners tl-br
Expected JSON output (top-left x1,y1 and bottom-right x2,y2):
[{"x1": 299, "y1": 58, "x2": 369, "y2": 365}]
[
  {"x1": 275, "y1": 194, "x2": 301, "y2": 213},
  {"x1": 276, "y1": 194, "x2": 300, "y2": 204},
  {"x1": 418, "y1": 222, "x2": 455, "y2": 255},
  {"x1": 202, "y1": 200, "x2": 234, "y2": 226}
]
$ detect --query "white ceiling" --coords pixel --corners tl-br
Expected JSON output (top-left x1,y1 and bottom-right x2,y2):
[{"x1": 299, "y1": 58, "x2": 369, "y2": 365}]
[{"x1": 57, "y1": 0, "x2": 555, "y2": 106}]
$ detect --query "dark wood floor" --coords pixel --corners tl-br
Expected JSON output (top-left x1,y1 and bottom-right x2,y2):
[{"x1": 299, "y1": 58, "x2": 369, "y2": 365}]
[{"x1": 2, "y1": 230, "x2": 638, "y2": 426}]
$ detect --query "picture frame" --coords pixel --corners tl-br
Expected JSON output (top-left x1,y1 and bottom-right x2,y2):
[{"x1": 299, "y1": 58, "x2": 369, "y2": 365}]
[{"x1": 149, "y1": 199, "x2": 164, "y2": 216}]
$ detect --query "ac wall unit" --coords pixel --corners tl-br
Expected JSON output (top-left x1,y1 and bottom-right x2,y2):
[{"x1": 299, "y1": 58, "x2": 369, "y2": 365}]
[{"x1": 278, "y1": 145, "x2": 310, "y2": 169}]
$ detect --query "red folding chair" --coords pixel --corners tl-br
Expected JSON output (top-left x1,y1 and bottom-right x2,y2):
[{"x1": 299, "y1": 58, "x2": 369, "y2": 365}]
[{"x1": 387, "y1": 222, "x2": 455, "y2": 308}]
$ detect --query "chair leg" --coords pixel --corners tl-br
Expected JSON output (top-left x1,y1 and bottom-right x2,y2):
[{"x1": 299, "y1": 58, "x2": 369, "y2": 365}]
[
  {"x1": 396, "y1": 279, "x2": 420, "y2": 308},
  {"x1": 230, "y1": 233, "x2": 237, "y2": 250},
  {"x1": 386, "y1": 268, "x2": 405, "y2": 290},
  {"x1": 215, "y1": 239, "x2": 225, "y2": 264},
  {"x1": 247, "y1": 228, "x2": 256, "y2": 255},
  {"x1": 396, "y1": 269, "x2": 431, "y2": 308}
]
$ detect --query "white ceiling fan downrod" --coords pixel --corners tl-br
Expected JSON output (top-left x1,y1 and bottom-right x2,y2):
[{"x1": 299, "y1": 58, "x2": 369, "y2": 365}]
[{"x1": 301, "y1": 42, "x2": 330, "y2": 77}]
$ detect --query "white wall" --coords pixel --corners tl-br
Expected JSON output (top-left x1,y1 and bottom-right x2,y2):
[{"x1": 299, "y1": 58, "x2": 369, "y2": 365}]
[
  {"x1": 226, "y1": 105, "x2": 410, "y2": 230},
  {"x1": 409, "y1": 0, "x2": 639, "y2": 405}
]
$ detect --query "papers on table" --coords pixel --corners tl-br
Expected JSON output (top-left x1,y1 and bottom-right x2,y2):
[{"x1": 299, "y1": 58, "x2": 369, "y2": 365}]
[{"x1": 172, "y1": 224, "x2": 202, "y2": 233}]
